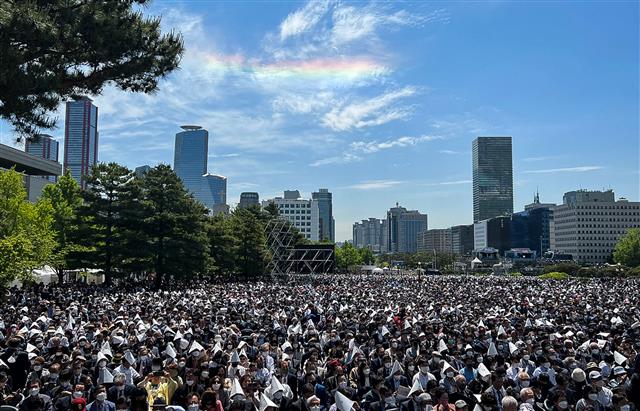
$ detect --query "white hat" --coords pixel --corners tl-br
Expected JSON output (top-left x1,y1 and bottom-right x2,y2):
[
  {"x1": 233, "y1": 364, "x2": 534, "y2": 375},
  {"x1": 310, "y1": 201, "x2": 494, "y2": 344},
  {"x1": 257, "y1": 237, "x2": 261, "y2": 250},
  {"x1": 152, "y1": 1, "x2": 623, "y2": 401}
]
[
  {"x1": 335, "y1": 390, "x2": 355, "y2": 411},
  {"x1": 189, "y1": 341, "x2": 204, "y2": 354},
  {"x1": 270, "y1": 375, "x2": 285, "y2": 396},
  {"x1": 99, "y1": 368, "x2": 114, "y2": 384},
  {"x1": 408, "y1": 379, "x2": 423, "y2": 397},
  {"x1": 260, "y1": 393, "x2": 278, "y2": 411},
  {"x1": 438, "y1": 339, "x2": 448, "y2": 353},
  {"x1": 231, "y1": 378, "x2": 245, "y2": 399},
  {"x1": 124, "y1": 350, "x2": 136, "y2": 365},
  {"x1": 487, "y1": 342, "x2": 498, "y2": 357},
  {"x1": 165, "y1": 344, "x2": 177, "y2": 359},
  {"x1": 508, "y1": 342, "x2": 518, "y2": 354},
  {"x1": 97, "y1": 351, "x2": 108, "y2": 363},
  {"x1": 613, "y1": 351, "x2": 627, "y2": 365},
  {"x1": 230, "y1": 350, "x2": 240, "y2": 363},
  {"x1": 390, "y1": 360, "x2": 404, "y2": 375}
]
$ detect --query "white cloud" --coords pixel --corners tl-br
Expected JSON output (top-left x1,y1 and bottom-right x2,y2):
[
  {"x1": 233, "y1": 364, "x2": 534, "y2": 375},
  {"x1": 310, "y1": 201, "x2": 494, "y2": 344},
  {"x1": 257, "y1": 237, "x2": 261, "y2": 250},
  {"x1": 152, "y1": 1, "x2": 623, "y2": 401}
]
[
  {"x1": 351, "y1": 135, "x2": 440, "y2": 153},
  {"x1": 346, "y1": 179, "x2": 404, "y2": 190},
  {"x1": 424, "y1": 179, "x2": 471, "y2": 186},
  {"x1": 310, "y1": 153, "x2": 362, "y2": 167},
  {"x1": 279, "y1": 0, "x2": 332, "y2": 41},
  {"x1": 438, "y1": 149, "x2": 461, "y2": 155},
  {"x1": 322, "y1": 86, "x2": 417, "y2": 131},
  {"x1": 524, "y1": 166, "x2": 604, "y2": 174}
]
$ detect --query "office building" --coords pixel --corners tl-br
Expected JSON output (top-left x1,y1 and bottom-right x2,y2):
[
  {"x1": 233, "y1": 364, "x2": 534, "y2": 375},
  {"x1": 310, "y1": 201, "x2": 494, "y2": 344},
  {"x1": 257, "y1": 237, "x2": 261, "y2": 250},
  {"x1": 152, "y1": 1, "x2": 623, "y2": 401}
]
[
  {"x1": 239, "y1": 192, "x2": 260, "y2": 209},
  {"x1": 385, "y1": 204, "x2": 428, "y2": 253},
  {"x1": 64, "y1": 97, "x2": 98, "y2": 189},
  {"x1": 352, "y1": 218, "x2": 384, "y2": 252},
  {"x1": 417, "y1": 228, "x2": 452, "y2": 254},
  {"x1": 1, "y1": 143, "x2": 61, "y2": 202},
  {"x1": 550, "y1": 190, "x2": 640, "y2": 264},
  {"x1": 262, "y1": 190, "x2": 320, "y2": 241},
  {"x1": 450, "y1": 224, "x2": 474, "y2": 256},
  {"x1": 511, "y1": 193, "x2": 555, "y2": 255},
  {"x1": 173, "y1": 125, "x2": 227, "y2": 210},
  {"x1": 472, "y1": 136, "x2": 513, "y2": 222},
  {"x1": 474, "y1": 216, "x2": 511, "y2": 254},
  {"x1": 134, "y1": 165, "x2": 151, "y2": 178},
  {"x1": 312, "y1": 188, "x2": 334, "y2": 242},
  {"x1": 25, "y1": 135, "x2": 59, "y2": 183}
]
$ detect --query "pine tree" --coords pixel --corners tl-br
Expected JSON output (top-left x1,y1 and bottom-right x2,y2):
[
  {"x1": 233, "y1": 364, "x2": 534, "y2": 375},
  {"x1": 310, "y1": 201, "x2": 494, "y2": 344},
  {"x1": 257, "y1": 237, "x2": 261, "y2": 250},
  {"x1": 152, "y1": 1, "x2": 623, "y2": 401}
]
[
  {"x1": 207, "y1": 214, "x2": 238, "y2": 277},
  {"x1": 232, "y1": 208, "x2": 268, "y2": 278}
]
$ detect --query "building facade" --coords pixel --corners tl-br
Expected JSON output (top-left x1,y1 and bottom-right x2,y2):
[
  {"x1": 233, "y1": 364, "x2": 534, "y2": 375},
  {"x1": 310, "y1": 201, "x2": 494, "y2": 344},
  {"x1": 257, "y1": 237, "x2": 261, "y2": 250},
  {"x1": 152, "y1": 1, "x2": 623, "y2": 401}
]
[
  {"x1": 64, "y1": 97, "x2": 98, "y2": 189},
  {"x1": 550, "y1": 190, "x2": 640, "y2": 264},
  {"x1": 472, "y1": 136, "x2": 513, "y2": 223},
  {"x1": 352, "y1": 218, "x2": 384, "y2": 252},
  {"x1": 312, "y1": 188, "x2": 334, "y2": 242},
  {"x1": 173, "y1": 126, "x2": 227, "y2": 210},
  {"x1": 474, "y1": 216, "x2": 511, "y2": 254},
  {"x1": 450, "y1": 224, "x2": 474, "y2": 256},
  {"x1": 134, "y1": 165, "x2": 151, "y2": 179},
  {"x1": 386, "y1": 205, "x2": 428, "y2": 253},
  {"x1": 25, "y1": 135, "x2": 59, "y2": 183},
  {"x1": 262, "y1": 190, "x2": 320, "y2": 241},
  {"x1": 238, "y1": 192, "x2": 260, "y2": 209},
  {"x1": 417, "y1": 228, "x2": 452, "y2": 254}
]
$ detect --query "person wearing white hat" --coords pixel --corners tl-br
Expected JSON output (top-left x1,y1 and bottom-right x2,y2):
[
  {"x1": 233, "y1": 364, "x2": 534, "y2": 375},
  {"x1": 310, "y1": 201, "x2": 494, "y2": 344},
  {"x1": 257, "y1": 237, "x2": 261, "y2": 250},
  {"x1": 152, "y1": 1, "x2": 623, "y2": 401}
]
[{"x1": 589, "y1": 371, "x2": 613, "y2": 408}]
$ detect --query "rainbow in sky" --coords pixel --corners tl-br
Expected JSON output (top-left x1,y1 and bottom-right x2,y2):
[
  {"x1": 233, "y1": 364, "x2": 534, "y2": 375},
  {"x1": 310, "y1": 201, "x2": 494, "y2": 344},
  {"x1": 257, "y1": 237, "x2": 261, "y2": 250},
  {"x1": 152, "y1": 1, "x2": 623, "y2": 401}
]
[{"x1": 196, "y1": 52, "x2": 389, "y2": 80}]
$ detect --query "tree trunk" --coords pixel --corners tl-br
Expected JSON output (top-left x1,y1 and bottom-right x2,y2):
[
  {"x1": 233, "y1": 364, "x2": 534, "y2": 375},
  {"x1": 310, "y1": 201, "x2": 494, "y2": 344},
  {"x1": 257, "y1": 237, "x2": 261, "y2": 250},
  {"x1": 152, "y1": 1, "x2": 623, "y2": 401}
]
[{"x1": 56, "y1": 267, "x2": 64, "y2": 284}]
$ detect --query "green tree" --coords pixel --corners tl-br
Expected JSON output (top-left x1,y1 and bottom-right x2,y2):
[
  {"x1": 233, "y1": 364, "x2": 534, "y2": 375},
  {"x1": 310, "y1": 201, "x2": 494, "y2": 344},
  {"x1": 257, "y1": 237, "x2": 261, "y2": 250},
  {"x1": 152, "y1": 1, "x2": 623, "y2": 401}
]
[
  {"x1": 232, "y1": 208, "x2": 268, "y2": 277},
  {"x1": 1, "y1": 0, "x2": 184, "y2": 138},
  {"x1": 41, "y1": 170, "x2": 85, "y2": 284},
  {"x1": 335, "y1": 242, "x2": 363, "y2": 273},
  {"x1": 140, "y1": 165, "x2": 209, "y2": 288},
  {"x1": 207, "y1": 214, "x2": 238, "y2": 277},
  {"x1": 613, "y1": 228, "x2": 640, "y2": 267},
  {"x1": 80, "y1": 162, "x2": 138, "y2": 284},
  {"x1": 359, "y1": 247, "x2": 374, "y2": 265},
  {"x1": 0, "y1": 169, "x2": 56, "y2": 288}
]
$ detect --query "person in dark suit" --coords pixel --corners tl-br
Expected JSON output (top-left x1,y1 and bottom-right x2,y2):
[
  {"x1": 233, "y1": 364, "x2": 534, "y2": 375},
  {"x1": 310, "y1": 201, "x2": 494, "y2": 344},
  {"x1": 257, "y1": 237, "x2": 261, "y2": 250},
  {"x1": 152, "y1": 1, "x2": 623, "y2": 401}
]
[
  {"x1": 385, "y1": 362, "x2": 409, "y2": 393},
  {"x1": 1, "y1": 338, "x2": 30, "y2": 391},
  {"x1": 286, "y1": 383, "x2": 314, "y2": 411},
  {"x1": 107, "y1": 373, "x2": 136, "y2": 403},
  {"x1": 331, "y1": 375, "x2": 357, "y2": 401},
  {"x1": 19, "y1": 379, "x2": 53, "y2": 411},
  {"x1": 362, "y1": 376, "x2": 383, "y2": 411},
  {"x1": 87, "y1": 385, "x2": 116, "y2": 411}
]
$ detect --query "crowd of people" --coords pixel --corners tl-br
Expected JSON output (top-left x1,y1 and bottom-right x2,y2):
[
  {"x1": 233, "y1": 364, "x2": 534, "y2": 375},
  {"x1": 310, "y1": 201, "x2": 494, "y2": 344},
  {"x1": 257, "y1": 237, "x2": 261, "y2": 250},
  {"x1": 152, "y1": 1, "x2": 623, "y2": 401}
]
[{"x1": 0, "y1": 274, "x2": 638, "y2": 411}]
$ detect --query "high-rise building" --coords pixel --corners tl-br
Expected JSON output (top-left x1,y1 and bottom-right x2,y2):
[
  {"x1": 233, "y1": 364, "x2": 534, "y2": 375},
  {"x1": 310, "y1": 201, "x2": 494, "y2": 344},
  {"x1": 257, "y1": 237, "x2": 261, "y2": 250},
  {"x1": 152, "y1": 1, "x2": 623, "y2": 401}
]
[
  {"x1": 450, "y1": 224, "x2": 474, "y2": 256},
  {"x1": 239, "y1": 192, "x2": 260, "y2": 209},
  {"x1": 262, "y1": 190, "x2": 320, "y2": 241},
  {"x1": 134, "y1": 165, "x2": 151, "y2": 178},
  {"x1": 25, "y1": 134, "x2": 59, "y2": 182},
  {"x1": 64, "y1": 97, "x2": 98, "y2": 189},
  {"x1": 417, "y1": 228, "x2": 452, "y2": 254},
  {"x1": 472, "y1": 136, "x2": 513, "y2": 223},
  {"x1": 385, "y1": 204, "x2": 428, "y2": 253},
  {"x1": 511, "y1": 193, "x2": 556, "y2": 255},
  {"x1": 474, "y1": 216, "x2": 511, "y2": 254},
  {"x1": 550, "y1": 190, "x2": 640, "y2": 264},
  {"x1": 173, "y1": 125, "x2": 227, "y2": 210},
  {"x1": 312, "y1": 188, "x2": 334, "y2": 242},
  {"x1": 352, "y1": 218, "x2": 384, "y2": 252}
]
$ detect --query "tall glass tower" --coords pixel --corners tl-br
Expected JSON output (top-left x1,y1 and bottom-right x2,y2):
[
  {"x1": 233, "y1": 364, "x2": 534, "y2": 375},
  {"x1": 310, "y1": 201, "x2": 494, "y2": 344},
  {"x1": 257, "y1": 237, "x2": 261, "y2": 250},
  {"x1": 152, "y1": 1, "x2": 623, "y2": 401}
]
[
  {"x1": 312, "y1": 188, "x2": 334, "y2": 242},
  {"x1": 25, "y1": 134, "x2": 59, "y2": 182},
  {"x1": 472, "y1": 136, "x2": 513, "y2": 222},
  {"x1": 64, "y1": 97, "x2": 98, "y2": 189},
  {"x1": 173, "y1": 126, "x2": 227, "y2": 210}
]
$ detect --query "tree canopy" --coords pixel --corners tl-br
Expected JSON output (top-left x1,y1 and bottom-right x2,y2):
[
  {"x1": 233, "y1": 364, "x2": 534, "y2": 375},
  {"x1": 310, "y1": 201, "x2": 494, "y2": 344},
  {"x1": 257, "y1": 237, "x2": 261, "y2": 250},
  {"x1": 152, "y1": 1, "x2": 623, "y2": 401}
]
[
  {"x1": 613, "y1": 228, "x2": 640, "y2": 268},
  {"x1": 0, "y1": 0, "x2": 184, "y2": 138}
]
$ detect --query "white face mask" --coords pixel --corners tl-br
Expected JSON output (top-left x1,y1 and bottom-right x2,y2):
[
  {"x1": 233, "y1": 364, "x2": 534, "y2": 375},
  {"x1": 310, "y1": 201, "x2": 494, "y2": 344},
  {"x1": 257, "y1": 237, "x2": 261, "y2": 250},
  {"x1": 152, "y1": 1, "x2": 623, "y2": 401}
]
[
  {"x1": 425, "y1": 405, "x2": 433, "y2": 411},
  {"x1": 588, "y1": 394, "x2": 598, "y2": 401},
  {"x1": 187, "y1": 380, "x2": 195, "y2": 386},
  {"x1": 34, "y1": 365, "x2": 42, "y2": 372},
  {"x1": 30, "y1": 388, "x2": 40, "y2": 397},
  {"x1": 339, "y1": 382, "x2": 348, "y2": 389},
  {"x1": 212, "y1": 383, "x2": 221, "y2": 390},
  {"x1": 363, "y1": 369, "x2": 371, "y2": 375},
  {"x1": 420, "y1": 366, "x2": 429, "y2": 374},
  {"x1": 620, "y1": 405, "x2": 630, "y2": 411},
  {"x1": 72, "y1": 391, "x2": 83, "y2": 398},
  {"x1": 188, "y1": 405, "x2": 199, "y2": 411},
  {"x1": 97, "y1": 393, "x2": 107, "y2": 402},
  {"x1": 310, "y1": 407, "x2": 320, "y2": 411},
  {"x1": 446, "y1": 372, "x2": 454, "y2": 378},
  {"x1": 179, "y1": 362, "x2": 186, "y2": 368},
  {"x1": 523, "y1": 355, "x2": 530, "y2": 361},
  {"x1": 558, "y1": 401, "x2": 568, "y2": 409},
  {"x1": 152, "y1": 366, "x2": 161, "y2": 372},
  {"x1": 521, "y1": 380, "x2": 530, "y2": 387},
  {"x1": 526, "y1": 399, "x2": 535, "y2": 405}
]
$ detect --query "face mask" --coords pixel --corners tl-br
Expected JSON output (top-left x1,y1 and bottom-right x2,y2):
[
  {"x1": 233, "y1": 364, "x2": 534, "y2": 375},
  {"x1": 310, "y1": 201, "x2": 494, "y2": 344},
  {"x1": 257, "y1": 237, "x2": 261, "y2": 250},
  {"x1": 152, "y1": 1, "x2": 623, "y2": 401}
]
[
  {"x1": 620, "y1": 405, "x2": 630, "y2": 411},
  {"x1": 310, "y1": 407, "x2": 320, "y2": 411},
  {"x1": 34, "y1": 365, "x2": 42, "y2": 372},
  {"x1": 476, "y1": 357, "x2": 483, "y2": 364},
  {"x1": 50, "y1": 373, "x2": 58, "y2": 380},
  {"x1": 384, "y1": 362, "x2": 392, "y2": 368},
  {"x1": 526, "y1": 399, "x2": 535, "y2": 405},
  {"x1": 152, "y1": 366, "x2": 161, "y2": 372},
  {"x1": 543, "y1": 362, "x2": 551, "y2": 368},
  {"x1": 592, "y1": 350, "x2": 599, "y2": 355},
  {"x1": 446, "y1": 372, "x2": 454, "y2": 378},
  {"x1": 179, "y1": 361, "x2": 186, "y2": 368},
  {"x1": 588, "y1": 394, "x2": 598, "y2": 401},
  {"x1": 188, "y1": 405, "x2": 199, "y2": 411},
  {"x1": 192, "y1": 351, "x2": 201, "y2": 358},
  {"x1": 595, "y1": 381, "x2": 604, "y2": 388},
  {"x1": 558, "y1": 401, "x2": 568, "y2": 409},
  {"x1": 339, "y1": 382, "x2": 348, "y2": 389},
  {"x1": 425, "y1": 405, "x2": 433, "y2": 411},
  {"x1": 363, "y1": 368, "x2": 371, "y2": 375},
  {"x1": 72, "y1": 391, "x2": 83, "y2": 398},
  {"x1": 99, "y1": 361, "x2": 107, "y2": 368},
  {"x1": 30, "y1": 388, "x2": 40, "y2": 397},
  {"x1": 97, "y1": 393, "x2": 107, "y2": 402},
  {"x1": 523, "y1": 355, "x2": 530, "y2": 361},
  {"x1": 394, "y1": 374, "x2": 401, "y2": 380},
  {"x1": 521, "y1": 380, "x2": 530, "y2": 387},
  {"x1": 212, "y1": 383, "x2": 221, "y2": 390},
  {"x1": 187, "y1": 380, "x2": 195, "y2": 386},
  {"x1": 392, "y1": 343, "x2": 398, "y2": 349},
  {"x1": 420, "y1": 366, "x2": 429, "y2": 374},
  {"x1": 408, "y1": 366, "x2": 415, "y2": 372},
  {"x1": 201, "y1": 371, "x2": 209, "y2": 378}
]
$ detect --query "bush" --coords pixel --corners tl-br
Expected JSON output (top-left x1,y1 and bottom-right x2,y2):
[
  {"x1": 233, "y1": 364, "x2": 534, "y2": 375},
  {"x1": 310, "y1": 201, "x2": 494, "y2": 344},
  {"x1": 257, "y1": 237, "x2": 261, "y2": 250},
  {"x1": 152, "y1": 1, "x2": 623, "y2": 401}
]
[
  {"x1": 542, "y1": 263, "x2": 580, "y2": 276},
  {"x1": 627, "y1": 266, "x2": 640, "y2": 278},
  {"x1": 538, "y1": 272, "x2": 569, "y2": 280},
  {"x1": 509, "y1": 272, "x2": 523, "y2": 277}
]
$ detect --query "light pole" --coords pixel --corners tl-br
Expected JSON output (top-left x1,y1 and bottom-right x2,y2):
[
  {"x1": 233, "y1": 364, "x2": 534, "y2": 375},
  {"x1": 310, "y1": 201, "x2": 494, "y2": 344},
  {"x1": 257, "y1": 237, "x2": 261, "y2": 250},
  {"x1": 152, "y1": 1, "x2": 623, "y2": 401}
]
[{"x1": 417, "y1": 261, "x2": 422, "y2": 279}]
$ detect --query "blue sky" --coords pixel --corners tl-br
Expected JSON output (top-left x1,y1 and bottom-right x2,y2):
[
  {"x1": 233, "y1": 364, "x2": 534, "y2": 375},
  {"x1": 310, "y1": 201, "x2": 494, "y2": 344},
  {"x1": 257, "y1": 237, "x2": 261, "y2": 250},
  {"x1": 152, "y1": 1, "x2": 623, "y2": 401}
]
[{"x1": 1, "y1": 0, "x2": 638, "y2": 241}]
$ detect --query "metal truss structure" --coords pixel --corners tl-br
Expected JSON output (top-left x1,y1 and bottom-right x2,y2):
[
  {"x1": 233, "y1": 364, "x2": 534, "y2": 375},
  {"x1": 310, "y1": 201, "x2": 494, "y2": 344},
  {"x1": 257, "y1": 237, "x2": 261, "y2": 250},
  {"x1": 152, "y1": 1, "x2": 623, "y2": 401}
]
[{"x1": 266, "y1": 218, "x2": 335, "y2": 275}]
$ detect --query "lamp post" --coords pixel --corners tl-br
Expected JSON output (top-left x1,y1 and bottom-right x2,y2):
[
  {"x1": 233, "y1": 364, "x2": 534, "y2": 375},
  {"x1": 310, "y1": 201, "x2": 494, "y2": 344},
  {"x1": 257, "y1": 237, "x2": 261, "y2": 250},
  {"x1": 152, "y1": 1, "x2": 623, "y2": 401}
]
[{"x1": 417, "y1": 261, "x2": 422, "y2": 279}]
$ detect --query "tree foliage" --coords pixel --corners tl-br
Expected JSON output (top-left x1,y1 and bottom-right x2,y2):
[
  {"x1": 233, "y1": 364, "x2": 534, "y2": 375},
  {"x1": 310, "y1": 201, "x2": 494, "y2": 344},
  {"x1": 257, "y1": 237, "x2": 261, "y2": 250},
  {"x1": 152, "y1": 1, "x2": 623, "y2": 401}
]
[
  {"x1": 0, "y1": 0, "x2": 184, "y2": 138},
  {"x1": 41, "y1": 170, "x2": 85, "y2": 283},
  {"x1": 0, "y1": 169, "x2": 56, "y2": 288},
  {"x1": 613, "y1": 228, "x2": 640, "y2": 268},
  {"x1": 335, "y1": 242, "x2": 362, "y2": 273},
  {"x1": 232, "y1": 207, "x2": 269, "y2": 278}
]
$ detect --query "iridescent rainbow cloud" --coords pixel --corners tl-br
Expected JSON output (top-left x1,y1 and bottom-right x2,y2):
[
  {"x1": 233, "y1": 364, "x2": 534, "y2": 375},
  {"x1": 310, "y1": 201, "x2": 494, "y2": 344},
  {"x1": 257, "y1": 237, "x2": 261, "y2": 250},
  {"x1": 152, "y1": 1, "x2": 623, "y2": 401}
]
[{"x1": 196, "y1": 52, "x2": 389, "y2": 79}]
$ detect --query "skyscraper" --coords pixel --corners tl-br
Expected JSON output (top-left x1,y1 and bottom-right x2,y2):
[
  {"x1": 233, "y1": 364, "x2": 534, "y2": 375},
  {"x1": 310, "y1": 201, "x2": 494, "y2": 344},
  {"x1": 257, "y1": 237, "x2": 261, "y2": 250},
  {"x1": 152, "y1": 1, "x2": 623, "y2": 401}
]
[
  {"x1": 472, "y1": 136, "x2": 513, "y2": 222},
  {"x1": 239, "y1": 192, "x2": 260, "y2": 209},
  {"x1": 173, "y1": 125, "x2": 227, "y2": 210},
  {"x1": 25, "y1": 134, "x2": 59, "y2": 182},
  {"x1": 385, "y1": 204, "x2": 428, "y2": 253},
  {"x1": 312, "y1": 188, "x2": 334, "y2": 242},
  {"x1": 64, "y1": 97, "x2": 98, "y2": 189}
]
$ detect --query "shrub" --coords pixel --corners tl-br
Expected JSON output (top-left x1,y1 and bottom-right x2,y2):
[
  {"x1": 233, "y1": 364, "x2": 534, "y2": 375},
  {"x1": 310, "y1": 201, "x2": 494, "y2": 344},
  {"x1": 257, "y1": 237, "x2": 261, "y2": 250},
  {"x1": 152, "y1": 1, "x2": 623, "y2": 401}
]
[
  {"x1": 509, "y1": 272, "x2": 522, "y2": 277},
  {"x1": 542, "y1": 263, "x2": 580, "y2": 276},
  {"x1": 538, "y1": 272, "x2": 569, "y2": 280}
]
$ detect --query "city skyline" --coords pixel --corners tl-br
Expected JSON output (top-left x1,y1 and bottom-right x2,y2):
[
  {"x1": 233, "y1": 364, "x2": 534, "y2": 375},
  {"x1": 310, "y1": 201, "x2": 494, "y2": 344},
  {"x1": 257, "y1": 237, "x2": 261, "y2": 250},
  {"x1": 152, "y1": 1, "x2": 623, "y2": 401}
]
[{"x1": 0, "y1": 1, "x2": 637, "y2": 241}]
